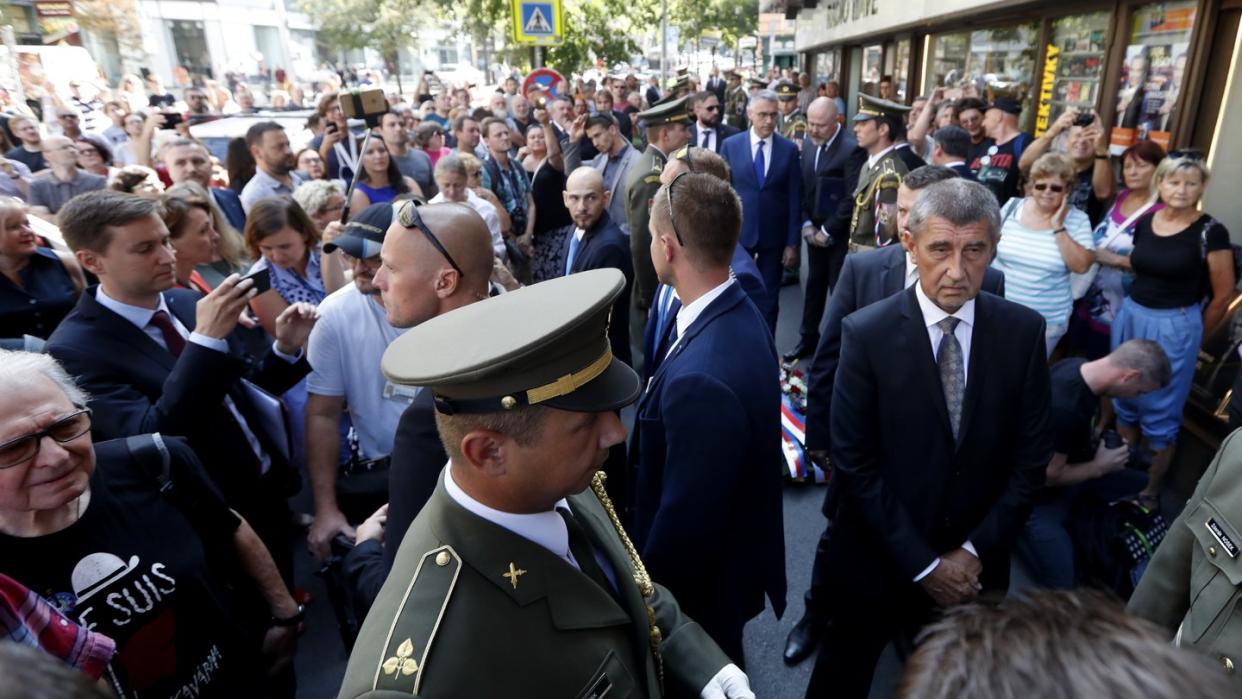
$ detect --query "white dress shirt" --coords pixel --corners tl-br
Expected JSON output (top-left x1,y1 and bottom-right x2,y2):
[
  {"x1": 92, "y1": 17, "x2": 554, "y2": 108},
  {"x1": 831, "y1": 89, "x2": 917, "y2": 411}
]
[
  {"x1": 668, "y1": 277, "x2": 734, "y2": 357},
  {"x1": 696, "y1": 122, "x2": 716, "y2": 151},
  {"x1": 865, "y1": 143, "x2": 897, "y2": 171},
  {"x1": 443, "y1": 468, "x2": 617, "y2": 587},
  {"x1": 748, "y1": 129, "x2": 771, "y2": 180},
  {"x1": 911, "y1": 281, "x2": 978, "y2": 581}
]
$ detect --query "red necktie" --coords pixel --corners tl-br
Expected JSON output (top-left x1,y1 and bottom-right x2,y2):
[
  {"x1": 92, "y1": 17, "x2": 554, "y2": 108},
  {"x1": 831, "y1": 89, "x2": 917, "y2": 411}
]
[{"x1": 148, "y1": 310, "x2": 186, "y2": 357}]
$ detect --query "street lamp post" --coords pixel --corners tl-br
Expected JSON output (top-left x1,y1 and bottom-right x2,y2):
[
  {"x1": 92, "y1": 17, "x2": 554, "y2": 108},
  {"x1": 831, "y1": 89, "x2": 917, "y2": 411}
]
[{"x1": 660, "y1": 0, "x2": 667, "y2": 85}]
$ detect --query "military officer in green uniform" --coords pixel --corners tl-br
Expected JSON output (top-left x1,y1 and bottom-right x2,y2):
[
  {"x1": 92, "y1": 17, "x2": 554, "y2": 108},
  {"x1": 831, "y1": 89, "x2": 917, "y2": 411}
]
[
  {"x1": 774, "y1": 79, "x2": 807, "y2": 149},
  {"x1": 337, "y1": 269, "x2": 752, "y2": 698},
  {"x1": 1128, "y1": 427, "x2": 1242, "y2": 689},
  {"x1": 725, "y1": 70, "x2": 748, "y2": 130},
  {"x1": 848, "y1": 93, "x2": 911, "y2": 253},
  {"x1": 626, "y1": 95, "x2": 691, "y2": 312}
]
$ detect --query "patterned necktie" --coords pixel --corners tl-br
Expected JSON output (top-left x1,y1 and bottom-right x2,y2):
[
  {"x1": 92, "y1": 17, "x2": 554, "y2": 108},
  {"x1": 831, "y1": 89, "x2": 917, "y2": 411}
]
[
  {"x1": 148, "y1": 310, "x2": 185, "y2": 357},
  {"x1": 936, "y1": 317, "x2": 964, "y2": 439},
  {"x1": 754, "y1": 140, "x2": 766, "y2": 188}
]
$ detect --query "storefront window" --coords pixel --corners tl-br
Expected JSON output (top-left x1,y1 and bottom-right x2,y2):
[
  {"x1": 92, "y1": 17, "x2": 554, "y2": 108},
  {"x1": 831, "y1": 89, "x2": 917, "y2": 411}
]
[
  {"x1": 1110, "y1": 1, "x2": 1196, "y2": 152},
  {"x1": 813, "y1": 49, "x2": 840, "y2": 90},
  {"x1": 926, "y1": 23, "x2": 1039, "y2": 125},
  {"x1": 861, "y1": 44, "x2": 882, "y2": 96},
  {"x1": 1035, "y1": 12, "x2": 1111, "y2": 136},
  {"x1": 893, "y1": 39, "x2": 911, "y2": 102}
]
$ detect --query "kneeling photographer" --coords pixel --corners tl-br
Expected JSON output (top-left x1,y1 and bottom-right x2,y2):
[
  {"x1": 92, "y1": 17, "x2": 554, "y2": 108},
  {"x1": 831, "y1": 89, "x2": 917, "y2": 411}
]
[{"x1": 1016, "y1": 339, "x2": 1170, "y2": 591}]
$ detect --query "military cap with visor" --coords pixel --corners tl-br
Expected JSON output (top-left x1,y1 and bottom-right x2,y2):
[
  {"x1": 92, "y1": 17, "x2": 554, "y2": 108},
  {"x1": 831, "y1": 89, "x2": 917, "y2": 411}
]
[
  {"x1": 774, "y1": 80, "x2": 799, "y2": 99},
  {"x1": 380, "y1": 268, "x2": 641, "y2": 415},
  {"x1": 639, "y1": 94, "x2": 691, "y2": 126},
  {"x1": 853, "y1": 93, "x2": 912, "y2": 123}
]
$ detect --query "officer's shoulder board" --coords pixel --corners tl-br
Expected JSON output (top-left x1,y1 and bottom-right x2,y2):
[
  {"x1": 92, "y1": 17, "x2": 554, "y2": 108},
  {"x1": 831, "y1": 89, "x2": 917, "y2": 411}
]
[{"x1": 370, "y1": 545, "x2": 462, "y2": 694}]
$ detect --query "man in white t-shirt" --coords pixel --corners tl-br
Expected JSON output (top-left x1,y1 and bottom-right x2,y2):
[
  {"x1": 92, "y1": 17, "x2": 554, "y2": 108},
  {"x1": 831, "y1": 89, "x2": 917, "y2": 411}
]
[{"x1": 305, "y1": 203, "x2": 412, "y2": 558}]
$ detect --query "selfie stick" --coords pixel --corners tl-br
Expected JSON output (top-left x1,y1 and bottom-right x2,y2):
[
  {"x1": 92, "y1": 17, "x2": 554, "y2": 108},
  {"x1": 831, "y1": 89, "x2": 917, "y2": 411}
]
[{"x1": 337, "y1": 90, "x2": 387, "y2": 224}]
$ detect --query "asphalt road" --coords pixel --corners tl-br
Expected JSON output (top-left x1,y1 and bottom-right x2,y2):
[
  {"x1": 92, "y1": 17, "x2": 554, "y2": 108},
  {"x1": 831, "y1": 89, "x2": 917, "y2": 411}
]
[{"x1": 290, "y1": 267, "x2": 899, "y2": 698}]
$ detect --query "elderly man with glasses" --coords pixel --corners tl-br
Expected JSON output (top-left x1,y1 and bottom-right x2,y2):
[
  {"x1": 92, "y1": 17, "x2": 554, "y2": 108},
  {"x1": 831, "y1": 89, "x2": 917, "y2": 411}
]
[{"x1": 27, "y1": 136, "x2": 106, "y2": 218}]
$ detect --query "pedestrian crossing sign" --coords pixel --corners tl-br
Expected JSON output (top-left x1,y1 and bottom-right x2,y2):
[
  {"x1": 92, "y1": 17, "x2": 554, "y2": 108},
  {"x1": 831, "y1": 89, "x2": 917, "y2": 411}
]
[{"x1": 512, "y1": 0, "x2": 562, "y2": 46}]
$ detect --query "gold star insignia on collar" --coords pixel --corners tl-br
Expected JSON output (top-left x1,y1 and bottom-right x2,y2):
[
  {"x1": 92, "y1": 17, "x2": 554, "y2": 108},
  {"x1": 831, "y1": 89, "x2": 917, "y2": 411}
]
[
  {"x1": 503, "y1": 562, "x2": 527, "y2": 589},
  {"x1": 382, "y1": 638, "x2": 418, "y2": 677}
]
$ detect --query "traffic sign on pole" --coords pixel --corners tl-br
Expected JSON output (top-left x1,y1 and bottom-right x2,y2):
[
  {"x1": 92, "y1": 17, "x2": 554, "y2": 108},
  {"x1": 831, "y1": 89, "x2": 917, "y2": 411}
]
[
  {"x1": 521, "y1": 68, "x2": 566, "y2": 98},
  {"x1": 512, "y1": 0, "x2": 563, "y2": 47}
]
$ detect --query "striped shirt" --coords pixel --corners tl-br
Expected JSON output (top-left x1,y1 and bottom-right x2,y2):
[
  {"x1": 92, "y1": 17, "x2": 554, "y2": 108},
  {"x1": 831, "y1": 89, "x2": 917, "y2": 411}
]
[{"x1": 992, "y1": 198, "x2": 1094, "y2": 326}]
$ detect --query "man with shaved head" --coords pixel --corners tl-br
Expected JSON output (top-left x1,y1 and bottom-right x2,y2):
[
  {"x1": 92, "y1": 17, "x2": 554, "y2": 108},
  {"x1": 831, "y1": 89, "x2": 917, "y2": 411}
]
[
  {"x1": 558, "y1": 166, "x2": 633, "y2": 365},
  {"x1": 344, "y1": 201, "x2": 499, "y2": 613},
  {"x1": 28, "y1": 136, "x2": 106, "y2": 217}
]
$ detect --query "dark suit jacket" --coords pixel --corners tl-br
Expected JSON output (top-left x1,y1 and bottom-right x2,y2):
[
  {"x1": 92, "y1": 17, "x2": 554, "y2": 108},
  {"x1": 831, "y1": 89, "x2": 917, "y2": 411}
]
[
  {"x1": 895, "y1": 143, "x2": 926, "y2": 172},
  {"x1": 562, "y1": 213, "x2": 633, "y2": 367},
  {"x1": 722, "y1": 130, "x2": 802, "y2": 251},
  {"x1": 640, "y1": 246, "x2": 765, "y2": 382},
  {"x1": 706, "y1": 77, "x2": 726, "y2": 104},
  {"x1": 211, "y1": 187, "x2": 246, "y2": 232},
  {"x1": 800, "y1": 128, "x2": 865, "y2": 238},
  {"x1": 804, "y1": 243, "x2": 1004, "y2": 453},
  {"x1": 630, "y1": 281, "x2": 786, "y2": 625},
  {"x1": 948, "y1": 163, "x2": 978, "y2": 181},
  {"x1": 645, "y1": 86, "x2": 661, "y2": 108},
  {"x1": 46, "y1": 287, "x2": 308, "y2": 509},
  {"x1": 828, "y1": 287, "x2": 1051, "y2": 597},
  {"x1": 688, "y1": 122, "x2": 740, "y2": 154}
]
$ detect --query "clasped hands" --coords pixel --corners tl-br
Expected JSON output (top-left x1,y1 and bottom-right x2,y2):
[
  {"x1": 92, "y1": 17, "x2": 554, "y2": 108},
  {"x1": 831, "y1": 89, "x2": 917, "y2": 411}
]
[{"x1": 920, "y1": 547, "x2": 982, "y2": 607}]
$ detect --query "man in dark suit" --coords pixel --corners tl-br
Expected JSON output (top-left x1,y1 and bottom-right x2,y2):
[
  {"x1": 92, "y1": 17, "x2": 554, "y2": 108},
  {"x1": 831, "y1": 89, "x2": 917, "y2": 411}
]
[
  {"x1": 705, "y1": 66, "x2": 727, "y2": 104},
  {"x1": 630, "y1": 172, "x2": 786, "y2": 666},
  {"x1": 162, "y1": 138, "x2": 247, "y2": 231},
  {"x1": 560, "y1": 167, "x2": 633, "y2": 366},
  {"x1": 688, "y1": 90, "x2": 739, "y2": 154},
  {"x1": 786, "y1": 96, "x2": 865, "y2": 362},
  {"x1": 645, "y1": 75, "x2": 662, "y2": 108},
  {"x1": 786, "y1": 166, "x2": 1006, "y2": 665},
  {"x1": 722, "y1": 89, "x2": 802, "y2": 331},
  {"x1": 642, "y1": 145, "x2": 765, "y2": 383},
  {"x1": 45, "y1": 190, "x2": 316, "y2": 577},
  {"x1": 930, "y1": 124, "x2": 979, "y2": 181},
  {"x1": 804, "y1": 178, "x2": 1051, "y2": 697}
]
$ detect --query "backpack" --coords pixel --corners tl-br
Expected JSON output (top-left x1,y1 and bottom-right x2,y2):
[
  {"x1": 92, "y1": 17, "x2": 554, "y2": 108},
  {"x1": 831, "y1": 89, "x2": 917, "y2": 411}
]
[{"x1": 1070, "y1": 496, "x2": 1168, "y2": 600}]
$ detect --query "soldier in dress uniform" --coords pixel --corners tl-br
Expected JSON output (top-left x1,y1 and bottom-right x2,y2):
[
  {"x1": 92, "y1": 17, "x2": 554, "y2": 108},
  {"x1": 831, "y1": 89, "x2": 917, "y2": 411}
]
[
  {"x1": 847, "y1": 93, "x2": 911, "y2": 253},
  {"x1": 725, "y1": 70, "x2": 749, "y2": 131},
  {"x1": 626, "y1": 95, "x2": 692, "y2": 314},
  {"x1": 775, "y1": 79, "x2": 807, "y2": 149},
  {"x1": 336, "y1": 269, "x2": 753, "y2": 699}
]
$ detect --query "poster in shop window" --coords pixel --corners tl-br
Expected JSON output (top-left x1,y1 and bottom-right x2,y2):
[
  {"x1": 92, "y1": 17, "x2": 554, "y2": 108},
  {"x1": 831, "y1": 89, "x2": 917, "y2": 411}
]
[{"x1": 1110, "y1": 2, "x2": 1195, "y2": 154}]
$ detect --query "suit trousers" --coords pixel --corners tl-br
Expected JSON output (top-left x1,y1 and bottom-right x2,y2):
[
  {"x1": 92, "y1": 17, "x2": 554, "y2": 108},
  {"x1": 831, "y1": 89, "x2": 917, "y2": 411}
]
[
  {"x1": 805, "y1": 588, "x2": 935, "y2": 699},
  {"x1": 748, "y1": 245, "x2": 784, "y2": 332},
  {"x1": 798, "y1": 240, "x2": 847, "y2": 343}
]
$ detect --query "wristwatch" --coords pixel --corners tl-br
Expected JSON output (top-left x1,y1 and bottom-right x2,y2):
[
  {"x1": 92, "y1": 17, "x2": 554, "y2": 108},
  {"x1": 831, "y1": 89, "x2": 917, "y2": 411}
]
[{"x1": 271, "y1": 603, "x2": 306, "y2": 627}]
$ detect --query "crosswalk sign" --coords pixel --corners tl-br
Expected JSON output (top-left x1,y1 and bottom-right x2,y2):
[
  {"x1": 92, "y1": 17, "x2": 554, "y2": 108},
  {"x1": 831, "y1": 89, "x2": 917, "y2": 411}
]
[{"x1": 512, "y1": 0, "x2": 562, "y2": 46}]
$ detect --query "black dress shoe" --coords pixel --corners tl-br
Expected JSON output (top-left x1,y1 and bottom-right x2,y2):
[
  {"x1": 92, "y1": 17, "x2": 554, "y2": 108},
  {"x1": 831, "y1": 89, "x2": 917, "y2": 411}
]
[
  {"x1": 783, "y1": 613, "x2": 825, "y2": 666},
  {"x1": 782, "y1": 340, "x2": 817, "y2": 363}
]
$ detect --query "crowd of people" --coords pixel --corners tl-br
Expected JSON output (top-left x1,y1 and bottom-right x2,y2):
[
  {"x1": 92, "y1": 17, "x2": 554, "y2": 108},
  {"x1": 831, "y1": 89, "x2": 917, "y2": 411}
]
[{"x1": 0, "y1": 58, "x2": 1240, "y2": 699}]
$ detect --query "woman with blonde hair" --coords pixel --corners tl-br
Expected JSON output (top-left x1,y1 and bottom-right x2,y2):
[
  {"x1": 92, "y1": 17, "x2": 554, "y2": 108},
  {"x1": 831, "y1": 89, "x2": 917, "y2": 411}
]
[
  {"x1": 1112, "y1": 154, "x2": 1234, "y2": 502},
  {"x1": 992, "y1": 152, "x2": 1096, "y2": 355},
  {"x1": 0, "y1": 197, "x2": 84, "y2": 342}
]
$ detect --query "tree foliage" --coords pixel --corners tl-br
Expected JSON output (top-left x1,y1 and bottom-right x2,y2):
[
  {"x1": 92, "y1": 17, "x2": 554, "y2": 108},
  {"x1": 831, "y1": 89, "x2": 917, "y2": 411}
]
[
  {"x1": 298, "y1": 0, "x2": 436, "y2": 91},
  {"x1": 669, "y1": 0, "x2": 758, "y2": 48}
]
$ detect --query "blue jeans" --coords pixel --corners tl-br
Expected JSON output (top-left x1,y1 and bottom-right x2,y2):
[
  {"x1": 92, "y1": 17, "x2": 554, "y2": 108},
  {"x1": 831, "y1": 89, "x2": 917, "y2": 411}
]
[{"x1": 1017, "y1": 468, "x2": 1148, "y2": 589}]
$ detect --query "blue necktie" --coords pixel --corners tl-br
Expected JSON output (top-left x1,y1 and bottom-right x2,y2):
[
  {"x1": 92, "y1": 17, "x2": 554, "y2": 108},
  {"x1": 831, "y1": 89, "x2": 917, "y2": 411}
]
[
  {"x1": 565, "y1": 232, "x2": 581, "y2": 275},
  {"x1": 754, "y1": 140, "x2": 766, "y2": 188}
]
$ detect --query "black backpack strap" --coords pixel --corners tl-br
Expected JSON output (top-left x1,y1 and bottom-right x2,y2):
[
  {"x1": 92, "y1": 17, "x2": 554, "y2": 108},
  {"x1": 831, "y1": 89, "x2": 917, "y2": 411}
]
[{"x1": 125, "y1": 433, "x2": 173, "y2": 495}]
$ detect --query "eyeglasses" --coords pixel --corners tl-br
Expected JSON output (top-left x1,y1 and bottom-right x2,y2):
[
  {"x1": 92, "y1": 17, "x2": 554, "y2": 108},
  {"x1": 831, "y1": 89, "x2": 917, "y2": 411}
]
[
  {"x1": 1033, "y1": 183, "x2": 1065, "y2": 193},
  {"x1": 664, "y1": 171, "x2": 689, "y2": 246},
  {"x1": 395, "y1": 200, "x2": 465, "y2": 278},
  {"x1": 702, "y1": 105, "x2": 720, "y2": 112},
  {"x1": 0, "y1": 408, "x2": 91, "y2": 469}
]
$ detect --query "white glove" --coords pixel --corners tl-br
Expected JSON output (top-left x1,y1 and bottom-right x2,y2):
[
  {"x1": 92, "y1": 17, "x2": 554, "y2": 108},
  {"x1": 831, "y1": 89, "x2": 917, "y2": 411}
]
[{"x1": 700, "y1": 663, "x2": 754, "y2": 699}]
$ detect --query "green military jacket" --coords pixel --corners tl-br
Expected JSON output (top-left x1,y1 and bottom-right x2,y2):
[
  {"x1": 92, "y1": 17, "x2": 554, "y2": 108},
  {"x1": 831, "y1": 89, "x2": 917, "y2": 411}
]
[
  {"x1": 626, "y1": 145, "x2": 667, "y2": 311},
  {"x1": 338, "y1": 475, "x2": 729, "y2": 698},
  {"x1": 848, "y1": 148, "x2": 908, "y2": 250},
  {"x1": 725, "y1": 86, "x2": 748, "y2": 131},
  {"x1": 779, "y1": 108, "x2": 807, "y2": 150},
  {"x1": 1129, "y1": 429, "x2": 1242, "y2": 686}
]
